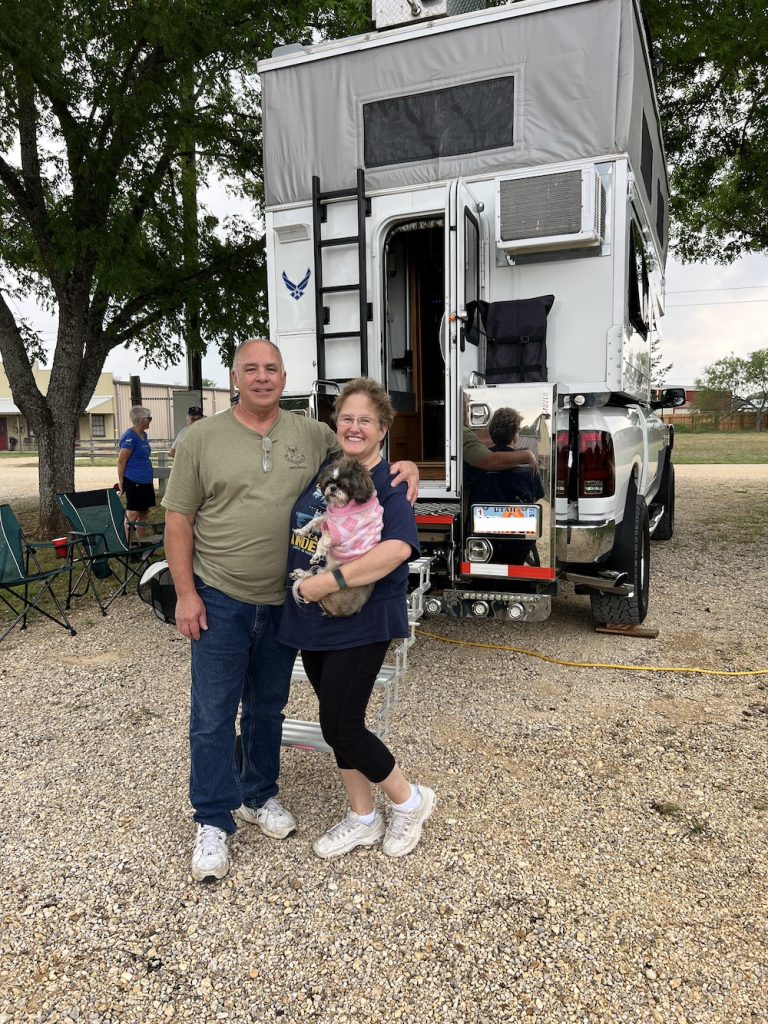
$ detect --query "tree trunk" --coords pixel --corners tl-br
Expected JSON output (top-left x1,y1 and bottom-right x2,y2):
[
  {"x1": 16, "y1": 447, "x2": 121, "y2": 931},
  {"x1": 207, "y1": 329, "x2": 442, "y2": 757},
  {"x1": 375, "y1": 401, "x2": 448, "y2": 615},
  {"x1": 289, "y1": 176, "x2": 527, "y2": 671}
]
[{"x1": 33, "y1": 411, "x2": 80, "y2": 537}]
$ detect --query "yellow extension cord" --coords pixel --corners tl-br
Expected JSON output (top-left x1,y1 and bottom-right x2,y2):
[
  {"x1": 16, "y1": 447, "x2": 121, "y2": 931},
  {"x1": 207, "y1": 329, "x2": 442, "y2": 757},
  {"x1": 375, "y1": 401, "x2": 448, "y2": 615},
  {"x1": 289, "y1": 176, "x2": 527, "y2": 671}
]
[{"x1": 414, "y1": 628, "x2": 768, "y2": 678}]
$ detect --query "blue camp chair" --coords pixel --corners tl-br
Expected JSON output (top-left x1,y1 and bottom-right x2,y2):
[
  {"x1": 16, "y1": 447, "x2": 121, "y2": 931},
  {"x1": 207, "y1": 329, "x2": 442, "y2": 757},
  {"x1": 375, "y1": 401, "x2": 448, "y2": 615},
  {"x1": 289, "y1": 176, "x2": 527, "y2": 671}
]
[
  {"x1": 56, "y1": 488, "x2": 164, "y2": 614},
  {"x1": 0, "y1": 504, "x2": 77, "y2": 643}
]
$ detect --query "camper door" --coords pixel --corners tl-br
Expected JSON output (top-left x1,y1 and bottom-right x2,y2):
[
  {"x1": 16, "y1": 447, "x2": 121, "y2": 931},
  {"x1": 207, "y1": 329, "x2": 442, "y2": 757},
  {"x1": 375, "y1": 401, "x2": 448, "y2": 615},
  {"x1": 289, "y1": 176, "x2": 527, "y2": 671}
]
[
  {"x1": 382, "y1": 180, "x2": 480, "y2": 496},
  {"x1": 450, "y1": 180, "x2": 483, "y2": 493}
]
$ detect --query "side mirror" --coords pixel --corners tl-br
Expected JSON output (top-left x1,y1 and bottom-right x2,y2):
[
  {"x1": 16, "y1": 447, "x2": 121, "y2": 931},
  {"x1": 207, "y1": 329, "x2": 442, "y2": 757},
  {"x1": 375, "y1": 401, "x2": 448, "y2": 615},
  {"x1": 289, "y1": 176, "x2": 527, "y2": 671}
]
[{"x1": 651, "y1": 387, "x2": 686, "y2": 410}]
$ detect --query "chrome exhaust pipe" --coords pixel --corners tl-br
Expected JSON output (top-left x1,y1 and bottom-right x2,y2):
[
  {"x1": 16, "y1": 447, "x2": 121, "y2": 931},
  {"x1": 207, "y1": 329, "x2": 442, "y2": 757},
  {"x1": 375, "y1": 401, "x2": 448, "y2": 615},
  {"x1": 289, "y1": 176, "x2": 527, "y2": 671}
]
[{"x1": 564, "y1": 570, "x2": 633, "y2": 595}]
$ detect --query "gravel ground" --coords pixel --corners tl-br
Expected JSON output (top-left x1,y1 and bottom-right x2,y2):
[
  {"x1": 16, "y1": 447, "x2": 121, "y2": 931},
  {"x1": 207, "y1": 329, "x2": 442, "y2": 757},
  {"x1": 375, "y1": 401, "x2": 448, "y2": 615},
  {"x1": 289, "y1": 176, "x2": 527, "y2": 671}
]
[{"x1": 1, "y1": 462, "x2": 766, "y2": 1024}]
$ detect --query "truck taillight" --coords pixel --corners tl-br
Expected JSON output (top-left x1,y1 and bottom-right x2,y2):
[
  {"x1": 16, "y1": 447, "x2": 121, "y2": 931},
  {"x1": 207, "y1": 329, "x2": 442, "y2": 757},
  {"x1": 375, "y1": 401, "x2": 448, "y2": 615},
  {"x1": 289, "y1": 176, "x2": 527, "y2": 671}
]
[
  {"x1": 579, "y1": 431, "x2": 615, "y2": 497},
  {"x1": 556, "y1": 430, "x2": 570, "y2": 497}
]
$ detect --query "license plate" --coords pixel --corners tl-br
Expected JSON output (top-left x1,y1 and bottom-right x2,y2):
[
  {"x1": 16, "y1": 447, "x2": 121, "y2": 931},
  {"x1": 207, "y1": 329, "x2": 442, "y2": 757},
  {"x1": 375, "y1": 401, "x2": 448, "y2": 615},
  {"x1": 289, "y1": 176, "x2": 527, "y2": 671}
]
[{"x1": 472, "y1": 504, "x2": 541, "y2": 537}]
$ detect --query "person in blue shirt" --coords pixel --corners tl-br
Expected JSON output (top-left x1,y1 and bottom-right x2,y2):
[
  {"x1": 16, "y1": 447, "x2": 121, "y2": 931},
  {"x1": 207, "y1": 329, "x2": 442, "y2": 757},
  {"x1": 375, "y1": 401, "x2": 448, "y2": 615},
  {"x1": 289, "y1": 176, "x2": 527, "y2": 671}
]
[
  {"x1": 279, "y1": 378, "x2": 435, "y2": 860},
  {"x1": 117, "y1": 406, "x2": 156, "y2": 540}
]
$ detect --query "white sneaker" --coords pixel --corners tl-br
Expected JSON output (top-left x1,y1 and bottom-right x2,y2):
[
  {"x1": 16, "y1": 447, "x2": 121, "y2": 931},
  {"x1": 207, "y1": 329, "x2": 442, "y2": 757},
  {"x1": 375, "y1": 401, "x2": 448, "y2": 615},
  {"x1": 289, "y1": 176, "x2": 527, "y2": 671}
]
[
  {"x1": 382, "y1": 786, "x2": 436, "y2": 858},
  {"x1": 313, "y1": 810, "x2": 386, "y2": 859},
  {"x1": 191, "y1": 824, "x2": 230, "y2": 883},
  {"x1": 235, "y1": 797, "x2": 297, "y2": 839}
]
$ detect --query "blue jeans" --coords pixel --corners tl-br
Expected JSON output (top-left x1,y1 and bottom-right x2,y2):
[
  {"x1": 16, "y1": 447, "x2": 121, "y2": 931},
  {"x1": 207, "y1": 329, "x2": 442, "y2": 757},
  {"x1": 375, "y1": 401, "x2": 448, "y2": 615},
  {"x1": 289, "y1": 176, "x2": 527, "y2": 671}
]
[{"x1": 189, "y1": 579, "x2": 297, "y2": 833}]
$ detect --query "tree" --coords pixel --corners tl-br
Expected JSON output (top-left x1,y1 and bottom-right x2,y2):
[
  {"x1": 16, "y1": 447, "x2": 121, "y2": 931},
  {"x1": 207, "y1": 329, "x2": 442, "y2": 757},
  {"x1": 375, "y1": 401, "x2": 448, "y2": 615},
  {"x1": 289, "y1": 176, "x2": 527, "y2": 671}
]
[
  {"x1": 644, "y1": 1, "x2": 768, "y2": 263},
  {"x1": 651, "y1": 335, "x2": 673, "y2": 387},
  {"x1": 0, "y1": 1, "x2": 368, "y2": 533},
  {"x1": 694, "y1": 349, "x2": 768, "y2": 431}
]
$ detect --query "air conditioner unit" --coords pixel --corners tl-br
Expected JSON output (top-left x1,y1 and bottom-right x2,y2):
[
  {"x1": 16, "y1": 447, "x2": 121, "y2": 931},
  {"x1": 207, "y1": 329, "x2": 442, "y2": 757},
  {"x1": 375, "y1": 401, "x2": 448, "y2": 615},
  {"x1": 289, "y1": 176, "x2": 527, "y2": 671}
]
[
  {"x1": 495, "y1": 166, "x2": 606, "y2": 254},
  {"x1": 372, "y1": 0, "x2": 486, "y2": 30}
]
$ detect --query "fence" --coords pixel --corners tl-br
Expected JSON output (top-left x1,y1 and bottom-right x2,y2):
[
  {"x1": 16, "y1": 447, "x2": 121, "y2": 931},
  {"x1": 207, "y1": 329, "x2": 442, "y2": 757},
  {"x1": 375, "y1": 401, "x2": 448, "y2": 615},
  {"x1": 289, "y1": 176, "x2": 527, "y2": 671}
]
[{"x1": 662, "y1": 412, "x2": 759, "y2": 432}]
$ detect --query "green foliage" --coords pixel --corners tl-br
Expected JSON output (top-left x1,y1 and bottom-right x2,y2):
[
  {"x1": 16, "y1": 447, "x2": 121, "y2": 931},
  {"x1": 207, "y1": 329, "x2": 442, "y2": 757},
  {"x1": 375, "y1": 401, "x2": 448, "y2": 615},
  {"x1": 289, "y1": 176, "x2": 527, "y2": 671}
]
[
  {"x1": 0, "y1": 0, "x2": 368, "y2": 530},
  {"x1": 0, "y1": 1, "x2": 367, "y2": 372},
  {"x1": 645, "y1": 0, "x2": 768, "y2": 262},
  {"x1": 694, "y1": 349, "x2": 768, "y2": 429}
]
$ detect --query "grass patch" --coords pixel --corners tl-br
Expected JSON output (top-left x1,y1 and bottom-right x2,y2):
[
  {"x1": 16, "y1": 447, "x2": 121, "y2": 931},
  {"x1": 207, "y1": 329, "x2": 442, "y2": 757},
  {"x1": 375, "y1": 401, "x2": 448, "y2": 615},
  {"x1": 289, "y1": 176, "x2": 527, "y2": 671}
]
[
  {"x1": 650, "y1": 799, "x2": 684, "y2": 818},
  {"x1": 672, "y1": 432, "x2": 768, "y2": 464},
  {"x1": 697, "y1": 487, "x2": 768, "y2": 547},
  {"x1": 650, "y1": 799, "x2": 711, "y2": 837}
]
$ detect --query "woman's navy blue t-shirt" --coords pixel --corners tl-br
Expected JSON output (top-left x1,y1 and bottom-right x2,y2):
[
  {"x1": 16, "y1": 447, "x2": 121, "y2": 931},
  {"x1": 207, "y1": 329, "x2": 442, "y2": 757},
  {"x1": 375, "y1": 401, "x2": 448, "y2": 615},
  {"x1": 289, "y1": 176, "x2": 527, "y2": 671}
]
[
  {"x1": 119, "y1": 428, "x2": 153, "y2": 484},
  {"x1": 278, "y1": 458, "x2": 419, "y2": 652}
]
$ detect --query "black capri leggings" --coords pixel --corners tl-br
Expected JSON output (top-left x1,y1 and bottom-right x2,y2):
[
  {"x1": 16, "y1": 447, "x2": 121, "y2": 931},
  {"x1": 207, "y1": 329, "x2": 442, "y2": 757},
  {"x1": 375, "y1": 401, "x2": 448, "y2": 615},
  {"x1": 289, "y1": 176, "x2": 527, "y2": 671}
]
[{"x1": 301, "y1": 641, "x2": 395, "y2": 783}]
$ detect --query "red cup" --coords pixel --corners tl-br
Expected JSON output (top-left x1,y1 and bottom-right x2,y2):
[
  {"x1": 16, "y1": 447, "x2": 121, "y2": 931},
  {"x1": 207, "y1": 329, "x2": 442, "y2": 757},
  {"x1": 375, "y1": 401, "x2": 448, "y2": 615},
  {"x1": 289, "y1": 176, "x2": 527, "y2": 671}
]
[{"x1": 52, "y1": 537, "x2": 68, "y2": 558}]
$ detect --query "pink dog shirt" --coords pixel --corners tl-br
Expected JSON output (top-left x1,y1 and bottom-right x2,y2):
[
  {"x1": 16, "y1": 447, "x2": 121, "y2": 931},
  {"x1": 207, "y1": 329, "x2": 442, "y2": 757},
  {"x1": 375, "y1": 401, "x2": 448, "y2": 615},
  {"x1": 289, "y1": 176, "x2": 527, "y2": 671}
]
[{"x1": 322, "y1": 494, "x2": 384, "y2": 563}]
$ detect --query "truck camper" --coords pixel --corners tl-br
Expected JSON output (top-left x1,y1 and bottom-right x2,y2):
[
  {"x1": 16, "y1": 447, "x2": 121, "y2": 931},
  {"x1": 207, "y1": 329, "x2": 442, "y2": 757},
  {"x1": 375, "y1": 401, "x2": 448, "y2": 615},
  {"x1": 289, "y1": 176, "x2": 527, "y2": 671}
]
[{"x1": 257, "y1": 0, "x2": 684, "y2": 627}]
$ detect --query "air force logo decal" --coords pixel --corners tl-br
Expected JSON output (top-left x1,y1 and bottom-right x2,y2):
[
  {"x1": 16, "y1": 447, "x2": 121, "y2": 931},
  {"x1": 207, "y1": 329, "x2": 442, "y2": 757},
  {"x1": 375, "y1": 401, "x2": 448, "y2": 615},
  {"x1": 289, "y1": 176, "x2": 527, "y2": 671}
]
[{"x1": 282, "y1": 268, "x2": 311, "y2": 301}]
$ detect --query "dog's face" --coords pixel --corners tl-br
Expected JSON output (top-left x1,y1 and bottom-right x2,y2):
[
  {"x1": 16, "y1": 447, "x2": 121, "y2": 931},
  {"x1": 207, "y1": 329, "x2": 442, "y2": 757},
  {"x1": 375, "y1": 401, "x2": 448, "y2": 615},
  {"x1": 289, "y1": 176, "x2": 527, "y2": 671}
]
[{"x1": 317, "y1": 457, "x2": 375, "y2": 509}]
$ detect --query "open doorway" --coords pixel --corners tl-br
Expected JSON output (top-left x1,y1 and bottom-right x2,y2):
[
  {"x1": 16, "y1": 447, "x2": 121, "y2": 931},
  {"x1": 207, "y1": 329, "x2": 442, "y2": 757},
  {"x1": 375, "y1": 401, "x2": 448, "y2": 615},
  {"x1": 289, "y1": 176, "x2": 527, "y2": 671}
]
[{"x1": 383, "y1": 219, "x2": 446, "y2": 478}]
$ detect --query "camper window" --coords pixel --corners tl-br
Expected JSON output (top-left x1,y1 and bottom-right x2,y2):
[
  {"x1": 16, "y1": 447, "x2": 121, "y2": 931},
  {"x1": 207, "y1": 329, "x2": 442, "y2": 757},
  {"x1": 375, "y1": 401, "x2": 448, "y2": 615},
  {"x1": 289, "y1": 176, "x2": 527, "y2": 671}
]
[
  {"x1": 363, "y1": 76, "x2": 515, "y2": 168},
  {"x1": 628, "y1": 222, "x2": 650, "y2": 338},
  {"x1": 640, "y1": 112, "x2": 653, "y2": 201},
  {"x1": 656, "y1": 182, "x2": 666, "y2": 250},
  {"x1": 463, "y1": 210, "x2": 480, "y2": 350}
]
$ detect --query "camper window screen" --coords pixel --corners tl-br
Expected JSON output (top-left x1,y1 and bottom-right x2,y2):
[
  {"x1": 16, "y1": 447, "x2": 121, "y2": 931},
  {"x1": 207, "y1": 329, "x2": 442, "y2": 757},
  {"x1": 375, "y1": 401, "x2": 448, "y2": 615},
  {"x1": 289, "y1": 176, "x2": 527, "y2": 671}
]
[{"x1": 363, "y1": 77, "x2": 515, "y2": 168}]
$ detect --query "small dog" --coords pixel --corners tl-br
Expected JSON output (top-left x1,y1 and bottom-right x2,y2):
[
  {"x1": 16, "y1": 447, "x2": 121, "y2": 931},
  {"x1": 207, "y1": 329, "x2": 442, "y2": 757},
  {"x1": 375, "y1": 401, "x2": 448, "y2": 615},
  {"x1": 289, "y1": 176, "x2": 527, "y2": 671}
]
[{"x1": 291, "y1": 457, "x2": 384, "y2": 617}]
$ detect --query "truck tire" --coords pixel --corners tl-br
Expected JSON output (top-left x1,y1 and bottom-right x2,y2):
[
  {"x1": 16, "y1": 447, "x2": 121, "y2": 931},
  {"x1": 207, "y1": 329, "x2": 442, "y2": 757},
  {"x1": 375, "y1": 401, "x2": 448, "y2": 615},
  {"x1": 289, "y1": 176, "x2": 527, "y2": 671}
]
[
  {"x1": 590, "y1": 495, "x2": 650, "y2": 625},
  {"x1": 651, "y1": 463, "x2": 675, "y2": 541}
]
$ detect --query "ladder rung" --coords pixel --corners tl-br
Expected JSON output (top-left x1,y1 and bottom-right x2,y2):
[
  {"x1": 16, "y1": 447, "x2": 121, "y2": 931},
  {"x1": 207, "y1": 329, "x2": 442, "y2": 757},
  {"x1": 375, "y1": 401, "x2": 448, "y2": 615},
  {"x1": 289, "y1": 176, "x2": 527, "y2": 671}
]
[
  {"x1": 281, "y1": 720, "x2": 332, "y2": 753},
  {"x1": 317, "y1": 187, "x2": 359, "y2": 202},
  {"x1": 292, "y1": 661, "x2": 398, "y2": 688},
  {"x1": 319, "y1": 236, "x2": 359, "y2": 248},
  {"x1": 321, "y1": 284, "x2": 360, "y2": 294}
]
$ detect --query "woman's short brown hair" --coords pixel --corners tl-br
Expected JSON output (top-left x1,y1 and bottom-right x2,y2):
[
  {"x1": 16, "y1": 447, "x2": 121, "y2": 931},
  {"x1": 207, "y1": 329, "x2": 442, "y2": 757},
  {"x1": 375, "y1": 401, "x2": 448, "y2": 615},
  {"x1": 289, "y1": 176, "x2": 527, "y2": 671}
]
[
  {"x1": 489, "y1": 407, "x2": 522, "y2": 446},
  {"x1": 334, "y1": 378, "x2": 395, "y2": 430}
]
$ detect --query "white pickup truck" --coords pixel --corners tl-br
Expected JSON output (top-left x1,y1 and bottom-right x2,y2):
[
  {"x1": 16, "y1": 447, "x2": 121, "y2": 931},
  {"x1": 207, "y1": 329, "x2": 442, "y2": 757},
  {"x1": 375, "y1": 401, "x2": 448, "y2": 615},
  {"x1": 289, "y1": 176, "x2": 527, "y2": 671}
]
[{"x1": 257, "y1": 0, "x2": 685, "y2": 626}]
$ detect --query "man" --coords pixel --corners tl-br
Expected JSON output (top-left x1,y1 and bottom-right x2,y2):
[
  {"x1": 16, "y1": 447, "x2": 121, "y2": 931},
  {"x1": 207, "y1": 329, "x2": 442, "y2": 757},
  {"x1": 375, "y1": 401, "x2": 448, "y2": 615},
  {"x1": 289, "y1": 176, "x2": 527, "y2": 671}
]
[
  {"x1": 169, "y1": 406, "x2": 205, "y2": 459},
  {"x1": 463, "y1": 424, "x2": 538, "y2": 474},
  {"x1": 162, "y1": 339, "x2": 417, "y2": 883}
]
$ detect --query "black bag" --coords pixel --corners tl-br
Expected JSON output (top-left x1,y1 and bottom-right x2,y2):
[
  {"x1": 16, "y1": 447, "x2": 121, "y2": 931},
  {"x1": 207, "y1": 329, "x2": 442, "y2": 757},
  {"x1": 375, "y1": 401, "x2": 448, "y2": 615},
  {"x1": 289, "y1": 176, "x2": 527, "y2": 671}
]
[
  {"x1": 138, "y1": 560, "x2": 177, "y2": 625},
  {"x1": 474, "y1": 294, "x2": 554, "y2": 383}
]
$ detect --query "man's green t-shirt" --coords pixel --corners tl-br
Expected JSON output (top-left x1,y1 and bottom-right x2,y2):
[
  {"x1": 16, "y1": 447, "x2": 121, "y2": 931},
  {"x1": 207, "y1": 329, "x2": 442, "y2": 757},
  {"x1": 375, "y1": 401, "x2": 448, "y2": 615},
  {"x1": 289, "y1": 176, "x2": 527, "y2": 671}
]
[
  {"x1": 463, "y1": 426, "x2": 492, "y2": 468},
  {"x1": 162, "y1": 409, "x2": 339, "y2": 605}
]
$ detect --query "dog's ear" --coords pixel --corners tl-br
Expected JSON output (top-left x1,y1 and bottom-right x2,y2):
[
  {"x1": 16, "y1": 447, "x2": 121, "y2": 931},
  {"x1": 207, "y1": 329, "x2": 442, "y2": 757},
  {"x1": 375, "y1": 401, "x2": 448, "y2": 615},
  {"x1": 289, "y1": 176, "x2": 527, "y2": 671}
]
[
  {"x1": 346, "y1": 462, "x2": 375, "y2": 504},
  {"x1": 317, "y1": 463, "x2": 337, "y2": 492}
]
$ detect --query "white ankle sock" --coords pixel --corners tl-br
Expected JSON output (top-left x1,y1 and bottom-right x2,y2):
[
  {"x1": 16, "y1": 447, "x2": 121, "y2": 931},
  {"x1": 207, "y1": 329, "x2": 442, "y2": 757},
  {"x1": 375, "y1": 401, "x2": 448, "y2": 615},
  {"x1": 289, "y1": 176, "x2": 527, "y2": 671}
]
[
  {"x1": 354, "y1": 809, "x2": 377, "y2": 825},
  {"x1": 391, "y1": 785, "x2": 421, "y2": 813}
]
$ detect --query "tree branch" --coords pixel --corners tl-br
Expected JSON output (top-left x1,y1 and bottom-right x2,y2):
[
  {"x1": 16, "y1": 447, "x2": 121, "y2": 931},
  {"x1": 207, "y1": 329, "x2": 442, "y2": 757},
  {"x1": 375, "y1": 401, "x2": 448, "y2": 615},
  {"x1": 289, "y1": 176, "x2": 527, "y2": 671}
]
[
  {"x1": 0, "y1": 290, "x2": 48, "y2": 419},
  {"x1": 13, "y1": 70, "x2": 64, "y2": 292}
]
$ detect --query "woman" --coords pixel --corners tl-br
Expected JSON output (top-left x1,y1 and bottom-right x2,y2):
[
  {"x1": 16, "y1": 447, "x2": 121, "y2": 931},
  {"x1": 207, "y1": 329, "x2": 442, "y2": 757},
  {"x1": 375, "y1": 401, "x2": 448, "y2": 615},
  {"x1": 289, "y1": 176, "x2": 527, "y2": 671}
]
[
  {"x1": 117, "y1": 406, "x2": 156, "y2": 541},
  {"x1": 279, "y1": 378, "x2": 435, "y2": 859}
]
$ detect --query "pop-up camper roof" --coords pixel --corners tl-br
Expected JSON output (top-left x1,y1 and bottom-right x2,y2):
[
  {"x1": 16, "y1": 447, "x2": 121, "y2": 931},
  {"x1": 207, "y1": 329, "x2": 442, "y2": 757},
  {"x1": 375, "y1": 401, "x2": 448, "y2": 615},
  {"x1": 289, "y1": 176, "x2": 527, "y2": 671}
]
[{"x1": 258, "y1": 0, "x2": 668, "y2": 258}]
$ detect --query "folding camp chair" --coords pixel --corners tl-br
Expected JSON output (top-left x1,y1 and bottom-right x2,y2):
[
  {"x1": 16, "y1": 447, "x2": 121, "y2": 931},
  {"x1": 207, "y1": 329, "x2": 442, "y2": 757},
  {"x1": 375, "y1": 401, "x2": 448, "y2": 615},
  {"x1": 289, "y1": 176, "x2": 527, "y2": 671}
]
[
  {"x1": 0, "y1": 504, "x2": 77, "y2": 643},
  {"x1": 56, "y1": 488, "x2": 164, "y2": 614}
]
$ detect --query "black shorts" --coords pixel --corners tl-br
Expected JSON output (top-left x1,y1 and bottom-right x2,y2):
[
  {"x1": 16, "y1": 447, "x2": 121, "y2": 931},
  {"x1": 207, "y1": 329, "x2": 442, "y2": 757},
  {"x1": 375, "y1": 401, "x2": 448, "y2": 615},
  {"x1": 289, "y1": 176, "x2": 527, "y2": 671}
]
[{"x1": 124, "y1": 478, "x2": 156, "y2": 513}]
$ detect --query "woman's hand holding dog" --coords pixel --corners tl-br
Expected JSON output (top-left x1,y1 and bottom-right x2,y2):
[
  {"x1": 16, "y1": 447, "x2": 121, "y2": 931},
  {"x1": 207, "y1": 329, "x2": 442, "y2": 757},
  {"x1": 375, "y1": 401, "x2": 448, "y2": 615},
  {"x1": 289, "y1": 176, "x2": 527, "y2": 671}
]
[{"x1": 295, "y1": 539, "x2": 412, "y2": 603}]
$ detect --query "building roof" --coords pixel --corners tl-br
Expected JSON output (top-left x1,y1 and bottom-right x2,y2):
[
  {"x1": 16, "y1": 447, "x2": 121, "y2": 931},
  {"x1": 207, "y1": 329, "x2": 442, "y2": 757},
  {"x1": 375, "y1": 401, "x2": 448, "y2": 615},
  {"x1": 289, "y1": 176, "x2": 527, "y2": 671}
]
[
  {"x1": 85, "y1": 395, "x2": 113, "y2": 412},
  {"x1": 0, "y1": 395, "x2": 113, "y2": 415}
]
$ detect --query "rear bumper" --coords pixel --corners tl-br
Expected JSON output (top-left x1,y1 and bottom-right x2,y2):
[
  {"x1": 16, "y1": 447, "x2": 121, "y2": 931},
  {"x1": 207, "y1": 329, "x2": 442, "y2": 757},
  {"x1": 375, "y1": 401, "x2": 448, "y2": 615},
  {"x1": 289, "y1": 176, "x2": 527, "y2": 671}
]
[{"x1": 556, "y1": 519, "x2": 615, "y2": 563}]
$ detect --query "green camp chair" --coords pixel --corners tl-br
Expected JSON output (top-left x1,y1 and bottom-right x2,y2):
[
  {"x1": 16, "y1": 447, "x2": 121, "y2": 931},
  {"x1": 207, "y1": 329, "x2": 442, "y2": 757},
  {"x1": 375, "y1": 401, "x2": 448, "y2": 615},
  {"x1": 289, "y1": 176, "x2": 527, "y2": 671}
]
[
  {"x1": 0, "y1": 504, "x2": 77, "y2": 643},
  {"x1": 56, "y1": 488, "x2": 164, "y2": 614}
]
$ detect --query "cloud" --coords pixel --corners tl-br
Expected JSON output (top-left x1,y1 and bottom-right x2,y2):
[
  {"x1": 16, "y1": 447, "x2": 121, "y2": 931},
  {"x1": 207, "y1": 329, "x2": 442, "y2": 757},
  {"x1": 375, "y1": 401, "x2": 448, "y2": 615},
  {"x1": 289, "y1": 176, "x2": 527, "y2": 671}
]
[{"x1": 663, "y1": 253, "x2": 768, "y2": 385}]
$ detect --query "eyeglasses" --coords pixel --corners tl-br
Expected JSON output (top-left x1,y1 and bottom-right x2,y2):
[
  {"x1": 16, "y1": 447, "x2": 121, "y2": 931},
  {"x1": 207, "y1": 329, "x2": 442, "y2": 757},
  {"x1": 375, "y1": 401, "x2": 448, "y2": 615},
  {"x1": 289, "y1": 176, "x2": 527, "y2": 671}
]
[
  {"x1": 261, "y1": 436, "x2": 273, "y2": 473},
  {"x1": 337, "y1": 415, "x2": 378, "y2": 429},
  {"x1": 145, "y1": 416, "x2": 152, "y2": 422}
]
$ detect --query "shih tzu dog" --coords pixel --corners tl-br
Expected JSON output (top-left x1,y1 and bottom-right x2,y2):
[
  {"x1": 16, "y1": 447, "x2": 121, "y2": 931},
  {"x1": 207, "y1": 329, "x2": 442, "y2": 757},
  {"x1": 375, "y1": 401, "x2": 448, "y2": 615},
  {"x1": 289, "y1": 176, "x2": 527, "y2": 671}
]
[{"x1": 291, "y1": 457, "x2": 384, "y2": 617}]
